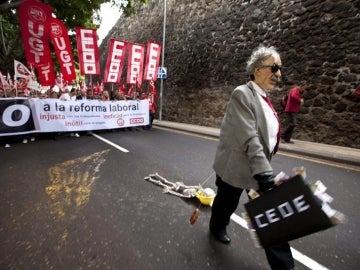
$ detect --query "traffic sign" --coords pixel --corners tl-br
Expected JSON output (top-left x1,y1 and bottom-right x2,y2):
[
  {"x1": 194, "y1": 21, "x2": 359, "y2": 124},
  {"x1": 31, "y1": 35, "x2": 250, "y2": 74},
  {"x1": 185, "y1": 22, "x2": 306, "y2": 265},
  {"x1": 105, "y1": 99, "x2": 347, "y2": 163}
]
[{"x1": 157, "y1": 67, "x2": 167, "y2": 79}]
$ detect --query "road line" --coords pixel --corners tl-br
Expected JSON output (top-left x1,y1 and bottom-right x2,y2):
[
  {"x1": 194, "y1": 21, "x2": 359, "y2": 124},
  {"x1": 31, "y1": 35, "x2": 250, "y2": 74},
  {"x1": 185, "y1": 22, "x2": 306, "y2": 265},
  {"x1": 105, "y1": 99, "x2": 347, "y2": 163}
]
[
  {"x1": 93, "y1": 127, "x2": 331, "y2": 269},
  {"x1": 91, "y1": 132, "x2": 129, "y2": 153},
  {"x1": 230, "y1": 213, "x2": 329, "y2": 270},
  {"x1": 291, "y1": 248, "x2": 329, "y2": 270}
]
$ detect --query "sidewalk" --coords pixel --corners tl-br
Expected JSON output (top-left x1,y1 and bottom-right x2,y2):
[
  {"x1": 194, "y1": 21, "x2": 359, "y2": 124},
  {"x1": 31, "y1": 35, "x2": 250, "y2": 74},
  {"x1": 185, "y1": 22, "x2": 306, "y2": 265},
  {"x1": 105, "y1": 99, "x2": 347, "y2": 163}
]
[{"x1": 153, "y1": 120, "x2": 360, "y2": 167}]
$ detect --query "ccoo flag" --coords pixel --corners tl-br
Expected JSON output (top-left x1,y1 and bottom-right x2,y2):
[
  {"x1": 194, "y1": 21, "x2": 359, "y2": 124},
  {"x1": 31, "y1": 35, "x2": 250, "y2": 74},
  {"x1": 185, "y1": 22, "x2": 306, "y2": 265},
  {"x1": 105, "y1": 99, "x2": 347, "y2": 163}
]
[
  {"x1": 143, "y1": 41, "x2": 162, "y2": 81},
  {"x1": 75, "y1": 27, "x2": 100, "y2": 75},
  {"x1": 103, "y1": 39, "x2": 127, "y2": 84},
  {"x1": 126, "y1": 43, "x2": 145, "y2": 86}
]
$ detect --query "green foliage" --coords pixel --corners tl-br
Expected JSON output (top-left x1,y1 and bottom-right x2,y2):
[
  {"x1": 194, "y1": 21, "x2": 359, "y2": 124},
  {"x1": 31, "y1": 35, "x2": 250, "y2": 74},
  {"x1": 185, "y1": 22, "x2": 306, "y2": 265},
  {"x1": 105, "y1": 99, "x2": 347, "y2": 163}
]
[
  {"x1": 122, "y1": 0, "x2": 148, "y2": 17},
  {"x1": 0, "y1": 11, "x2": 23, "y2": 73}
]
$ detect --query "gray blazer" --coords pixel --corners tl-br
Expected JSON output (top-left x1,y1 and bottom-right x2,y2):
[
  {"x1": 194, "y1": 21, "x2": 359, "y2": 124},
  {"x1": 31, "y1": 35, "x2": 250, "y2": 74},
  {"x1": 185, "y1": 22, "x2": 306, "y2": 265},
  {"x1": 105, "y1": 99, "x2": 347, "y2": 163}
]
[{"x1": 213, "y1": 82, "x2": 274, "y2": 189}]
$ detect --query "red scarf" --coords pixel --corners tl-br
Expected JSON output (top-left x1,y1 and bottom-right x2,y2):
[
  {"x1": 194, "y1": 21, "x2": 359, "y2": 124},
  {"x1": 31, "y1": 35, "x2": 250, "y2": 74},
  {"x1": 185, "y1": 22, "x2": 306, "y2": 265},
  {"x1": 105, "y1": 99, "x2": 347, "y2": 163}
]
[{"x1": 262, "y1": 96, "x2": 281, "y2": 154}]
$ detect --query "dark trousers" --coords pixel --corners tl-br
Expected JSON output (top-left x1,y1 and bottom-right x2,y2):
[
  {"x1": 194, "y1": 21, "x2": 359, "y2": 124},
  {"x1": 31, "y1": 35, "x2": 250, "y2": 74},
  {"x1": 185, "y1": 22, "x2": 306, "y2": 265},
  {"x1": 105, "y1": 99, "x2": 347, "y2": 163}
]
[
  {"x1": 282, "y1": 112, "x2": 297, "y2": 142},
  {"x1": 210, "y1": 176, "x2": 294, "y2": 270},
  {"x1": 149, "y1": 112, "x2": 154, "y2": 127}
]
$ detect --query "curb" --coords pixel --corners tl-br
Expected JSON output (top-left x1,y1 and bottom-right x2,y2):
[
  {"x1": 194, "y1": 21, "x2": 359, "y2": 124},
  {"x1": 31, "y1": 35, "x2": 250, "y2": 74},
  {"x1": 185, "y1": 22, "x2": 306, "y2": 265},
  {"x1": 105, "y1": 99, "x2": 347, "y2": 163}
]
[{"x1": 153, "y1": 120, "x2": 360, "y2": 167}]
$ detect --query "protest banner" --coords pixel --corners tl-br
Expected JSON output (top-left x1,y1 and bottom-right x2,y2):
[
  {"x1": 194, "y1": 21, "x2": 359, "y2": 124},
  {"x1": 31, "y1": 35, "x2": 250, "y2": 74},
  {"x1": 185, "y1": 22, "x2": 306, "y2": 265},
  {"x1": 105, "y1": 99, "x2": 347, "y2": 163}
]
[{"x1": 0, "y1": 98, "x2": 149, "y2": 136}]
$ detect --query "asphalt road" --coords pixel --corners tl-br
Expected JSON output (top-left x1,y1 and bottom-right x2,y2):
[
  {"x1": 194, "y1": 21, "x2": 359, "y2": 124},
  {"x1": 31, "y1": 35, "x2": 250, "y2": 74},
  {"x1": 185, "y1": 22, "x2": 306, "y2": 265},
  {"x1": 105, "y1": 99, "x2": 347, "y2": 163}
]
[{"x1": 0, "y1": 128, "x2": 359, "y2": 270}]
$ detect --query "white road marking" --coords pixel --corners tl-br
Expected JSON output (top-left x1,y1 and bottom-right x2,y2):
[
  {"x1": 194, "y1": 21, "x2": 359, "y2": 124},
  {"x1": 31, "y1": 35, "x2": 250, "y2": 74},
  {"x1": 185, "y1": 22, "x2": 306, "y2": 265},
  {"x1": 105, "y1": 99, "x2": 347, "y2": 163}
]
[
  {"x1": 91, "y1": 132, "x2": 129, "y2": 153},
  {"x1": 291, "y1": 248, "x2": 330, "y2": 270},
  {"x1": 92, "y1": 129, "x2": 330, "y2": 270},
  {"x1": 230, "y1": 213, "x2": 329, "y2": 270}
]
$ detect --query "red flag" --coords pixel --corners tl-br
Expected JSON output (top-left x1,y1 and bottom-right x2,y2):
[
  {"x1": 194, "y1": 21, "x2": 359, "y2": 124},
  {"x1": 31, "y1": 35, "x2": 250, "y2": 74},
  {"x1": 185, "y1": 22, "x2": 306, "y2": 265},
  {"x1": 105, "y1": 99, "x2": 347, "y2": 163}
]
[
  {"x1": 143, "y1": 41, "x2": 162, "y2": 81},
  {"x1": 93, "y1": 82, "x2": 99, "y2": 95},
  {"x1": 149, "y1": 95, "x2": 156, "y2": 113},
  {"x1": 17, "y1": 78, "x2": 29, "y2": 91},
  {"x1": 127, "y1": 85, "x2": 134, "y2": 98},
  {"x1": 136, "y1": 75, "x2": 142, "y2": 90},
  {"x1": 103, "y1": 39, "x2": 127, "y2": 84},
  {"x1": 99, "y1": 82, "x2": 104, "y2": 93},
  {"x1": 18, "y1": 0, "x2": 55, "y2": 86},
  {"x1": 149, "y1": 79, "x2": 156, "y2": 93},
  {"x1": 149, "y1": 79, "x2": 157, "y2": 100},
  {"x1": 75, "y1": 27, "x2": 100, "y2": 75},
  {"x1": 126, "y1": 43, "x2": 145, "y2": 86},
  {"x1": 119, "y1": 82, "x2": 126, "y2": 94},
  {"x1": 50, "y1": 18, "x2": 76, "y2": 82}
]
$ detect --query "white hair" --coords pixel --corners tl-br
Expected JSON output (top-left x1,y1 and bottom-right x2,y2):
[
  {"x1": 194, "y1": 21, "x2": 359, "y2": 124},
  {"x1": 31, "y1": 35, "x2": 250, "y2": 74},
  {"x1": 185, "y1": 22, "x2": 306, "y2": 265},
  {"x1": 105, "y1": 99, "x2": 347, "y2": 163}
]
[{"x1": 246, "y1": 45, "x2": 280, "y2": 76}]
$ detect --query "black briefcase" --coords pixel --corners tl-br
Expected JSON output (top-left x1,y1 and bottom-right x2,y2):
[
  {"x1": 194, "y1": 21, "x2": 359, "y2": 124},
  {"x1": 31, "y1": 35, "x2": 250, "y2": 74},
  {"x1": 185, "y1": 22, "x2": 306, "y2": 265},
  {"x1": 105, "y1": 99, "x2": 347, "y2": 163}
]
[{"x1": 244, "y1": 175, "x2": 334, "y2": 247}]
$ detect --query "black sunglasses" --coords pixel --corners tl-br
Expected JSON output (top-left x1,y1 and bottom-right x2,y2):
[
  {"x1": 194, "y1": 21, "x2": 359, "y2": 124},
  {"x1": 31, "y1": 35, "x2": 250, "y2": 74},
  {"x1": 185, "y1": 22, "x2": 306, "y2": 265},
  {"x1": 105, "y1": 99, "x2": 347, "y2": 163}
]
[{"x1": 260, "y1": 63, "x2": 282, "y2": 73}]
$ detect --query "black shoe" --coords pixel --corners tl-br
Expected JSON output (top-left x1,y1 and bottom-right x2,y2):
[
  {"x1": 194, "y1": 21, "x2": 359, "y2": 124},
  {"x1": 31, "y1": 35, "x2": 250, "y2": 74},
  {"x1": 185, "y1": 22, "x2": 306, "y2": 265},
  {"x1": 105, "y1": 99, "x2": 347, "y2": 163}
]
[{"x1": 209, "y1": 226, "x2": 231, "y2": 244}]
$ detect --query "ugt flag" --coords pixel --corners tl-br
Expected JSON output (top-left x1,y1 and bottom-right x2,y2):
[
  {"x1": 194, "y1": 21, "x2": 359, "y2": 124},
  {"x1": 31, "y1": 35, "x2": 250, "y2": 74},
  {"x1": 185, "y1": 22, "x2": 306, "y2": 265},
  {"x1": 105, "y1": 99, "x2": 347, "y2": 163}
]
[
  {"x1": 18, "y1": 0, "x2": 55, "y2": 86},
  {"x1": 50, "y1": 17, "x2": 76, "y2": 82}
]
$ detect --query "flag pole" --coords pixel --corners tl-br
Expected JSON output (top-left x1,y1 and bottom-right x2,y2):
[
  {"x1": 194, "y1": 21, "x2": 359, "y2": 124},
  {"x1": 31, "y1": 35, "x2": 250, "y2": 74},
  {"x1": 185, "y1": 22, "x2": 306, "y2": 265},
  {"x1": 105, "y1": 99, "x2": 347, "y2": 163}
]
[
  {"x1": 90, "y1": 75, "x2": 93, "y2": 97},
  {"x1": 13, "y1": 74, "x2": 16, "y2": 98}
]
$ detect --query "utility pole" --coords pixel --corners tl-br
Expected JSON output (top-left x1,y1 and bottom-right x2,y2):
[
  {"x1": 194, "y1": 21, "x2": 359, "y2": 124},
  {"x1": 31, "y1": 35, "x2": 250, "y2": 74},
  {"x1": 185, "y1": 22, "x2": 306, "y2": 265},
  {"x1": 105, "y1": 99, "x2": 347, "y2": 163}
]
[{"x1": 159, "y1": 0, "x2": 166, "y2": 121}]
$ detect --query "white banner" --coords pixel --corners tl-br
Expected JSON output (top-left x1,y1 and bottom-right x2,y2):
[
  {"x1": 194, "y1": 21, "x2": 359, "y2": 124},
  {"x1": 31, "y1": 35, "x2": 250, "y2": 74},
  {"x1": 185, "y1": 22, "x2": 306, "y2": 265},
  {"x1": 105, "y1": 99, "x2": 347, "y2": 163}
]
[{"x1": 0, "y1": 98, "x2": 149, "y2": 136}]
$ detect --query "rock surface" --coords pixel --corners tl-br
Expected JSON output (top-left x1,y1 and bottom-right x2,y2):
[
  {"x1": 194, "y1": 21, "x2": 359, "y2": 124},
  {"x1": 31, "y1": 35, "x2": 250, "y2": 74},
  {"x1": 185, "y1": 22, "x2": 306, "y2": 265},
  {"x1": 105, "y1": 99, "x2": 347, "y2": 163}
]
[{"x1": 98, "y1": 0, "x2": 360, "y2": 148}]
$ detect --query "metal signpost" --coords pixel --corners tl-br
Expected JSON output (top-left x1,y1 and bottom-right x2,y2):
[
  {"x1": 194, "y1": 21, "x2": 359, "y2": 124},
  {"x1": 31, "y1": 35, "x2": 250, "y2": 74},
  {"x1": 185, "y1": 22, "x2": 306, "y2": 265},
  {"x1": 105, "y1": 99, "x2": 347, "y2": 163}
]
[{"x1": 159, "y1": 0, "x2": 167, "y2": 121}]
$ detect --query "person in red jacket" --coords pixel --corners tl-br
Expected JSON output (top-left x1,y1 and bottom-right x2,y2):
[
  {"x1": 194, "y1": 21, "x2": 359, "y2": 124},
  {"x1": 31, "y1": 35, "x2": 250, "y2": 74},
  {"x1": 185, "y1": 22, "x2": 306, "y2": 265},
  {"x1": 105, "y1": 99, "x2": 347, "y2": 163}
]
[{"x1": 281, "y1": 81, "x2": 307, "y2": 143}]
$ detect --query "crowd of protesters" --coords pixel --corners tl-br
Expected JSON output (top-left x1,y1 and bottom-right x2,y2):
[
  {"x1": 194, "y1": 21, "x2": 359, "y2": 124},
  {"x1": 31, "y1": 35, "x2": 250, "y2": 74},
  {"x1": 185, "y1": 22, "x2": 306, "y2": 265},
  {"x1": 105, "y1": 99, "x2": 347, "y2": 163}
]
[{"x1": 0, "y1": 81, "x2": 157, "y2": 148}]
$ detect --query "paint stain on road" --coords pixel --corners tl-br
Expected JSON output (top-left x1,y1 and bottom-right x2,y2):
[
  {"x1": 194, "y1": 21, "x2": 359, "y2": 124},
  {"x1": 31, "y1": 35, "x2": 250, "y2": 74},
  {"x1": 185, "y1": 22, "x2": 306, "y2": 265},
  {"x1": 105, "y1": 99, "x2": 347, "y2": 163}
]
[
  {"x1": 45, "y1": 149, "x2": 109, "y2": 219},
  {"x1": 45, "y1": 150, "x2": 109, "y2": 248}
]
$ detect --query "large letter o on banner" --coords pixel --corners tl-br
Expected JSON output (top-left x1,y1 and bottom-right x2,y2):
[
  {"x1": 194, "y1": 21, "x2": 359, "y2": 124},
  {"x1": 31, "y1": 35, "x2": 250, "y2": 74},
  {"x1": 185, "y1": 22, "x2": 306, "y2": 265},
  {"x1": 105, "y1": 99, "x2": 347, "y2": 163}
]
[{"x1": 3, "y1": 104, "x2": 31, "y2": 127}]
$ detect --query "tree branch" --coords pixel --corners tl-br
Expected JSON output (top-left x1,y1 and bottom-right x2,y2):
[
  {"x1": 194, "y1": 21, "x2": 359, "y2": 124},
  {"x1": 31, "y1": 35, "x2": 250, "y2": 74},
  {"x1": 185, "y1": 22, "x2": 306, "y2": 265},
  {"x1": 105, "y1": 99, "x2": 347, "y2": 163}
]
[{"x1": 0, "y1": 1, "x2": 22, "y2": 10}]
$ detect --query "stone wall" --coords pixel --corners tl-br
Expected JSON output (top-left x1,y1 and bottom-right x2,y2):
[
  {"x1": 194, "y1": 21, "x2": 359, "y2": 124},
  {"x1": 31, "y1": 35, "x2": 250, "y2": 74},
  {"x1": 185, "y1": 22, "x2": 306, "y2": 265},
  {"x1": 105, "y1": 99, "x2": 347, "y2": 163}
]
[{"x1": 99, "y1": 0, "x2": 360, "y2": 148}]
